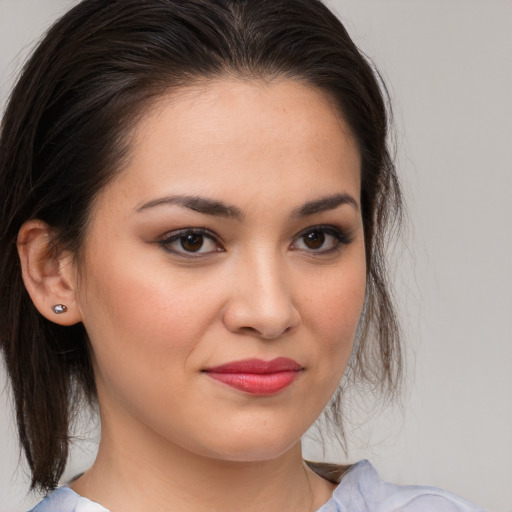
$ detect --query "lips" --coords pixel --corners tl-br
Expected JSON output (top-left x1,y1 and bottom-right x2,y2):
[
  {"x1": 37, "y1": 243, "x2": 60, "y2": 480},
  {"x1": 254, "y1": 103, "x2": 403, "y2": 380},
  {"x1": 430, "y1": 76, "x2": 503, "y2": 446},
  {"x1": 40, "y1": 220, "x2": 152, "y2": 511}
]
[{"x1": 203, "y1": 357, "x2": 303, "y2": 395}]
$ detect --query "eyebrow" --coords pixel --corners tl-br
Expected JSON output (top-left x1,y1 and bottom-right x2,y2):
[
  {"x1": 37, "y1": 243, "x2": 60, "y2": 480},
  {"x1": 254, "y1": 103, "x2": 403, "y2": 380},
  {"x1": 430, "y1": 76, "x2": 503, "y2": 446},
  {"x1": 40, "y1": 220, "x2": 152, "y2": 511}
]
[
  {"x1": 135, "y1": 195, "x2": 244, "y2": 219},
  {"x1": 292, "y1": 193, "x2": 359, "y2": 217},
  {"x1": 135, "y1": 192, "x2": 358, "y2": 219}
]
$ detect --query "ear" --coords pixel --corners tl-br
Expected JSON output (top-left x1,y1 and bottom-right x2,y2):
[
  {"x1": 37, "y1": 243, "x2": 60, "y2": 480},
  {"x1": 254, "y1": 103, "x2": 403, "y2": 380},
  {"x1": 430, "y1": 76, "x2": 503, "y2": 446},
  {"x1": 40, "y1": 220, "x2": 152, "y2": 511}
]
[{"x1": 17, "y1": 220, "x2": 83, "y2": 325}]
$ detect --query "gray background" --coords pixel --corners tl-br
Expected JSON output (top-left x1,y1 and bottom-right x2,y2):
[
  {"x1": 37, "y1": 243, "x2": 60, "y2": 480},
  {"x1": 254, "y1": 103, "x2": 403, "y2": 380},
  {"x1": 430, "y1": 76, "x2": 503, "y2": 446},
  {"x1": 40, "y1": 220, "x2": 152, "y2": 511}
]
[{"x1": 1, "y1": 1, "x2": 511, "y2": 511}]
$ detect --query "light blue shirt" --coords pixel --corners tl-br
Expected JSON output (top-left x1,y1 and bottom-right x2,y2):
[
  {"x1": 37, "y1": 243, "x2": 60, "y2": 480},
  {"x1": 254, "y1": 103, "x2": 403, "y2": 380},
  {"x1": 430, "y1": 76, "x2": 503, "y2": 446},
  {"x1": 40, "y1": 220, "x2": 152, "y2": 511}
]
[{"x1": 30, "y1": 460, "x2": 485, "y2": 512}]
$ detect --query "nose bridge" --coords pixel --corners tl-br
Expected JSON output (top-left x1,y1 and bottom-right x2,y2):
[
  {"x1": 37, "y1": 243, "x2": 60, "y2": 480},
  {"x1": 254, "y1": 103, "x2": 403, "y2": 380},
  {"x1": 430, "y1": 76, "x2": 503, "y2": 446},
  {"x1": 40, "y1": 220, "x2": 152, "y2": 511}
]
[
  {"x1": 224, "y1": 245, "x2": 300, "y2": 339},
  {"x1": 250, "y1": 247, "x2": 288, "y2": 307}
]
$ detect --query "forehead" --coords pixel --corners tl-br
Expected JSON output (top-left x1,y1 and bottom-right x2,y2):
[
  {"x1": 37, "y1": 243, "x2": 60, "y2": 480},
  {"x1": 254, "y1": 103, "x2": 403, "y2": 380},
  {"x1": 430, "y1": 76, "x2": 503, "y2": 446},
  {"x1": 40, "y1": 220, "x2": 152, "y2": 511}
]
[
  {"x1": 137, "y1": 78, "x2": 356, "y2": 152},
  {"x1": 95, "y1": 78, "x2": 361, "y2": 214}
]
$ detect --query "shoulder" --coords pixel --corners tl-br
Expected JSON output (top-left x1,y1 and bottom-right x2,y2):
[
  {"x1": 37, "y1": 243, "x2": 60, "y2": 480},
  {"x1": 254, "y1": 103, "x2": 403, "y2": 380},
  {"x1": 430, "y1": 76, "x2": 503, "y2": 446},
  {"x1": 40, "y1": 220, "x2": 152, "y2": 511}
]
[
  {"x1": 323, "y1": 460, "x2": 486, "y2": 512},
  {"x1": 29, "y1": 486, "x2": 109, "y2": 512}
]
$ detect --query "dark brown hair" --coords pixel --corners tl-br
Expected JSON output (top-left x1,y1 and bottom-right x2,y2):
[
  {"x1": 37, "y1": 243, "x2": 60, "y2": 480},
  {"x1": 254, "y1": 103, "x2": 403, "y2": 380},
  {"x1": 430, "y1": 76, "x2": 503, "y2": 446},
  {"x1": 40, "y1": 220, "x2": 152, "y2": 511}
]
[{"x1": 0, "y1": 0, "x2": 402, "y2": 493}]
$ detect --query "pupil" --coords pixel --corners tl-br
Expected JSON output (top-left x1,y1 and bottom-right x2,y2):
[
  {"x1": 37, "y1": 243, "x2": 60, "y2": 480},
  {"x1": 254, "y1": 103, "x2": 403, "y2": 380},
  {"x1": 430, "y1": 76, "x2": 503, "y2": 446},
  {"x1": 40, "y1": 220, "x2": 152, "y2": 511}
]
[
  {"x1": 181, "y1": 234, "x2": 203, "y2": 252},
  {"x1": 305, "y1": 231, "x2": 325, "y2": 249}
]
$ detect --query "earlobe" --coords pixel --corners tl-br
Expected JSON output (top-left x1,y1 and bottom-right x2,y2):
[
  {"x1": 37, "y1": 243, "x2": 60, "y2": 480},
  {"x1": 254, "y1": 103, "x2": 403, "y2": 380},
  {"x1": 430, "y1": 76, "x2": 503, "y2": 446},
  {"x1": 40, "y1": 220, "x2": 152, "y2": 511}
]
[{"x1": 17, "y1": 220, "x2": 82, "y2": 326}]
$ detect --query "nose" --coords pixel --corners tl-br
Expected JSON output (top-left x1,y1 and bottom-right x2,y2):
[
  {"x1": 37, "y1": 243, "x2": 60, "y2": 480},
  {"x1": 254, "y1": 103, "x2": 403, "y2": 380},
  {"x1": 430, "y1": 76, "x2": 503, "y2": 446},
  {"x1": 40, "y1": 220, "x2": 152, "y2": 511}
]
[{"x1": 223, "y1": 252, "x2": 301, "y2": 340}]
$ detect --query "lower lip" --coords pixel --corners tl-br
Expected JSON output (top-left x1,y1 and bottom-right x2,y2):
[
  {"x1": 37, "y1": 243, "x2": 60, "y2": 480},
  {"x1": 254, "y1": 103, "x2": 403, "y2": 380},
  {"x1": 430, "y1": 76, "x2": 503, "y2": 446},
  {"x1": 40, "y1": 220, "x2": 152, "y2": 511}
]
[{"x1": 205, "y1": 371, "x2": 301, "y2": 395}]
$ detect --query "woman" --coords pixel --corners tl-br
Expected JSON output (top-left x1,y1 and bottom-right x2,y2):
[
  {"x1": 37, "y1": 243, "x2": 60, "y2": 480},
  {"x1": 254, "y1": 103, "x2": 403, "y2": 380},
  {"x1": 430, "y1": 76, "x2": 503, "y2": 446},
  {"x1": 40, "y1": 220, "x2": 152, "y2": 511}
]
[{"x1": 0, "y1": 1, "x2": 484, "y2": 510}]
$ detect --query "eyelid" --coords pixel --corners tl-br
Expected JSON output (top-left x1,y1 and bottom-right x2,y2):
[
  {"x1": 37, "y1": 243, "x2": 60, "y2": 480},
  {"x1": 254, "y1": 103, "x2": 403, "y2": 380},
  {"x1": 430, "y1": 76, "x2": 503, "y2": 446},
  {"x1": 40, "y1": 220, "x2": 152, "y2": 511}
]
[
  {"x1": 156, "y1": 224, "x2": 353, "y2": 258},
  {"x1": 290, "y1": 224, "x2": 353, "y2": 254},
  {"x1": 157, "y1": 227, "x2": 224, "y2": 256}
]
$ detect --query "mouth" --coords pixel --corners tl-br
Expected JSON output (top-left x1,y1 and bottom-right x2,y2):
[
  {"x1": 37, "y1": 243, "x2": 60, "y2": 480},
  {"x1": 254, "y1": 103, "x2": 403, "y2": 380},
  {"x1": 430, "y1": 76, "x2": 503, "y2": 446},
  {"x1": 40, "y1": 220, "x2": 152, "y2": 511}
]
[{"x1": 202, "y1": 357, "x2": 304, "y2": 395}]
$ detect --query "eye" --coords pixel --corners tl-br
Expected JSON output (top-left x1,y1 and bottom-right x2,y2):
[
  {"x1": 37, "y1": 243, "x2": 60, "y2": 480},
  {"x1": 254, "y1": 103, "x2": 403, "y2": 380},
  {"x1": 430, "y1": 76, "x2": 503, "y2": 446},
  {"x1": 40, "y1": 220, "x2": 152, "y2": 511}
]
[
  {"x1": 158, "y1": 228, "x2": 223, "y2": 256},
  {"x1": 291, "y1": 225, "x2": 352, "y2": 254},
  {"x1": 302, "y1": 230, "x2": 326, "y2": 250}
]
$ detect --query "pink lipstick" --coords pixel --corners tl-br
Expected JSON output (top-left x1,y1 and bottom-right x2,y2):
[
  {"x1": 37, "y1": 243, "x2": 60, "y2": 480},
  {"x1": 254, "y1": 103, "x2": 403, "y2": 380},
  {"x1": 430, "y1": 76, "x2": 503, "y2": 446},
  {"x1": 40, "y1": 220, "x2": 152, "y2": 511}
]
[{"x1": 203, "y1": 357, "x2": 303, "y2": 395}]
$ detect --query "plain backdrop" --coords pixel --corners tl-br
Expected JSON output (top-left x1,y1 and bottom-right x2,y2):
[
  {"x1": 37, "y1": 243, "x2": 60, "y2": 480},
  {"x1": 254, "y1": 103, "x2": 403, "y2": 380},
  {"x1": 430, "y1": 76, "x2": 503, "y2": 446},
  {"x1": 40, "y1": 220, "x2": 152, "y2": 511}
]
[{"x1": 1, "y1": 1, "x2": 511, "y2": 511}]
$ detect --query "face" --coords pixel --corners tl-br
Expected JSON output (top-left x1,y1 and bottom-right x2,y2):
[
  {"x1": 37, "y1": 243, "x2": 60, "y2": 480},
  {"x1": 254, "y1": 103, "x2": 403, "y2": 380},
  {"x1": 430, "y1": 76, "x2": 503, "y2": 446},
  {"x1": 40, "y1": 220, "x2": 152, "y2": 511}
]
[{"x1": 73, "y1": 79, "x2": 366, "y2": 462}]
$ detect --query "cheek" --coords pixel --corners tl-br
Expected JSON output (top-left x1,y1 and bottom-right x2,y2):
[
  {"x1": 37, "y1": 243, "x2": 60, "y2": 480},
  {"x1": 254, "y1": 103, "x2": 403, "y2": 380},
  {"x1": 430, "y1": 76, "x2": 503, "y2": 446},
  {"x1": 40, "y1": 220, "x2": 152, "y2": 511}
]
[
  {"x1": 76, "y1": 249, "x2": 224, "y2": 381},
  {"x1": 310, "y1": 251, "x2": 366, "y2": 320},
  {"x1": 76, "y1": 258, "x2": 226, "y2": 429},
  {"x1": 304, "y1": 253, "x2": 366, "y2": 370}
]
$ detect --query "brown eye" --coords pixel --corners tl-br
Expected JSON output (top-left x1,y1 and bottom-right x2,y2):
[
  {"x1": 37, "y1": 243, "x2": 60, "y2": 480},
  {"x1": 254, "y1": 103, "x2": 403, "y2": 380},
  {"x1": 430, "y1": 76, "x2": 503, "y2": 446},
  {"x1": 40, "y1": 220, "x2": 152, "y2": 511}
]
[
  {"x1": 303, "y1": 230, "x2": 325, "y2": 250},
  {"x1": 159, "y1": 229, "x2": 222, "y2": 256},
  {"x1": 291, "y1": 225, "x2": 351, "y2": 255},
  {"x1": 180, "y1": 233, "x2": 204, "y2": 252}
]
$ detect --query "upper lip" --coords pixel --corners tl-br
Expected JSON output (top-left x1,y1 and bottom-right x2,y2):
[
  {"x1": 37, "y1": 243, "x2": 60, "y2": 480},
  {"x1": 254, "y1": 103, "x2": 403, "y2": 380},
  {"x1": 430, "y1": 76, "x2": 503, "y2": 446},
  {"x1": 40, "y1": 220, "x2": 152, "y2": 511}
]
[{"x1": 203, "y1": 357, "x2": 303, "y2": 374}]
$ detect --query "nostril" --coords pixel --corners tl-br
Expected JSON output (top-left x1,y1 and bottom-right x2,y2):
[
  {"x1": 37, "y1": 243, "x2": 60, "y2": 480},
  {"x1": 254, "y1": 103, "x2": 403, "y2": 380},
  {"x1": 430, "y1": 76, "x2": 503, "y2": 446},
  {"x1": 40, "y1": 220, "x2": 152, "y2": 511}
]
[
  {"x1": 227, "y1": 320, "x2": 297, "y2": 340},
  {"x1": 222, "y1": 280, "x2": 301, "y2": 339},
  {"x1": 239, "y1": 326, "x2": 260, "y2": 336}
]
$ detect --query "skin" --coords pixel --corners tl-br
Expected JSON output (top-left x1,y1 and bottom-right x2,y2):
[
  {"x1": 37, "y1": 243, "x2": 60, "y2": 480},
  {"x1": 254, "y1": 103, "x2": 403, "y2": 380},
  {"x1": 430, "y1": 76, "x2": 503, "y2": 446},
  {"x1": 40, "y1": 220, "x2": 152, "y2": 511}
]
[{"x1": 18, "y1": 79, "x2": 366, "y2": 511}]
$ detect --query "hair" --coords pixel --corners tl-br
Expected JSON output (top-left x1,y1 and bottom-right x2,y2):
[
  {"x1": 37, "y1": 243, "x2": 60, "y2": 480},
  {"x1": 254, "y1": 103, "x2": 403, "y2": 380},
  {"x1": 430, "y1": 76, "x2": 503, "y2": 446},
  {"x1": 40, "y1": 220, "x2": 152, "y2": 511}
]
[{"x1": 0, "y1": 0, "x2": 403, "y2": 494}]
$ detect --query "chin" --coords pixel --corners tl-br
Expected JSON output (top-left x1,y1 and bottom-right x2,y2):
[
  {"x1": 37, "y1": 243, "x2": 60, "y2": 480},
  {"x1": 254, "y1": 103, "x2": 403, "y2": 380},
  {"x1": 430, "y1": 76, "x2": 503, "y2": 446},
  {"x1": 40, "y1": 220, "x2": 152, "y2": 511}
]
[{"x1": 180, "y1": 425, "x2": 305, "y2": 464}]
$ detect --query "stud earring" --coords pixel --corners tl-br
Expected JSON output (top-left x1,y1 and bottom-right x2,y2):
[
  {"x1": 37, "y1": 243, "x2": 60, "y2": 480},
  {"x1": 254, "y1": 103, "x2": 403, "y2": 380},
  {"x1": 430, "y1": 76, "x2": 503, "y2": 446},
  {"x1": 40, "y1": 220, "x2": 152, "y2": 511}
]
[{"x1": 52, "y1": 304, "x2": 68, "y2": 314}]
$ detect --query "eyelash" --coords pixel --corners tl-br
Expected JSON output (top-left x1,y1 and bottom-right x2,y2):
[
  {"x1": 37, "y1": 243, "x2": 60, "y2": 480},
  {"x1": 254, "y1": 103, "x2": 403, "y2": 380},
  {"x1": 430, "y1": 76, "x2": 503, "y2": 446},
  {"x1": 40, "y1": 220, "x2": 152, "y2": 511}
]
[
  {"x1": 157, "y1": 225, "x2": 352, "y2": 258},
  {"x1": 158, "y1": 228, "x2": 222, "y2": 257},
  {"x1": 291, "y1": 225, "x2": 353, "y2": 255}
]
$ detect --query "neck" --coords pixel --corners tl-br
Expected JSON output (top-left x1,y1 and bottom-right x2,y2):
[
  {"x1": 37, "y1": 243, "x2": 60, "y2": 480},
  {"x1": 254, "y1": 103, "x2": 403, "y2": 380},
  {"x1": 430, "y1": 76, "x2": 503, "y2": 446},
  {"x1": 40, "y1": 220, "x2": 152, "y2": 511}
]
[{"x1": 71, "y1": 407, "x2": 334, "y2": 512}]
